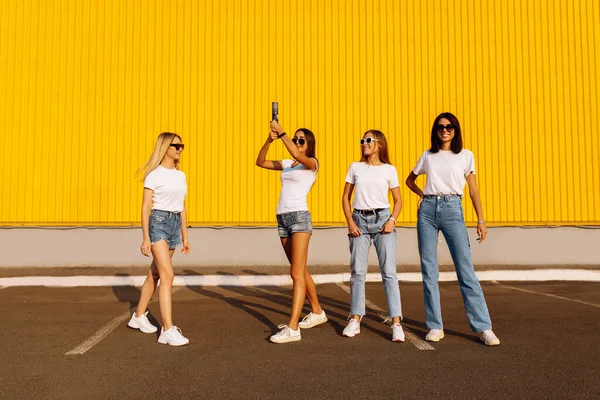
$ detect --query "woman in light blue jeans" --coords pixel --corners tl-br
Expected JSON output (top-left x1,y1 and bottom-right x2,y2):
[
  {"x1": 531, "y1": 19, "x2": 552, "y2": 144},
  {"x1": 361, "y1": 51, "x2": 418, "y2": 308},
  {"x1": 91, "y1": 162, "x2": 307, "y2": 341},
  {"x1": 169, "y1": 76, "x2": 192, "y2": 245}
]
[
  {"x1": 405, "y1": 112, "x2": 500, "y2": 346},
  {"x1": 342, "y1": 130, "x2": 405, "y2": 342}
]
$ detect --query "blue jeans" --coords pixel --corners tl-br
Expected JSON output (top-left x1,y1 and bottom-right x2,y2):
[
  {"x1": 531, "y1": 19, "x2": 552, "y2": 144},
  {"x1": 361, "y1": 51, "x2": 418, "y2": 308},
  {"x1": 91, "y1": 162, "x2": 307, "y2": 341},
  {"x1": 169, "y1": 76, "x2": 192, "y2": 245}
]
[
  {"x1": 417, "y1": 195, "x2": 492, "y2": 332},
  {"x1": 349, "y1": 209, "x2": 402, "y2": 318}
]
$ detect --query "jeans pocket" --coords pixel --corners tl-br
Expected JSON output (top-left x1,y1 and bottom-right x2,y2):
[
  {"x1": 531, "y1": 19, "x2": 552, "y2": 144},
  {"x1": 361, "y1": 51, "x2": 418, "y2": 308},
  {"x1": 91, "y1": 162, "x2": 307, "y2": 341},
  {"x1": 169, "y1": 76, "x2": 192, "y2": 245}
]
[
  {"x1": 292, "y1": 211, "x2": 310, "y2": 224},
  {"x1": 152, "y1": 213, "x2": 167, "y2": 224}
]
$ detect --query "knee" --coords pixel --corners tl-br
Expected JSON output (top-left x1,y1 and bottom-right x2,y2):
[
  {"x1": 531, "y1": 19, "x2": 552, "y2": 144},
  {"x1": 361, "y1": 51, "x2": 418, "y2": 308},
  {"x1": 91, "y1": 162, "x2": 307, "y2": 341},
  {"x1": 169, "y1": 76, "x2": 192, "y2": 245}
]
[
  {"x1": 290, "y1": 267, "x2": 305, "y2": 282},
  {"x1": 459, "y1": 276, "x2": 481, "y2": 292},
  {"x1": 351, "y1": 272, "x2": 366, "y2": 283},
  {"x1": 160, "y1": 271, "x2": 175, "y2": 286},
  {"x1": 381, "y1": 271, "x2": 397, "y2": 281},
  {"x1": 422, "y1": 269, "x2": 439, "y2": 281}
]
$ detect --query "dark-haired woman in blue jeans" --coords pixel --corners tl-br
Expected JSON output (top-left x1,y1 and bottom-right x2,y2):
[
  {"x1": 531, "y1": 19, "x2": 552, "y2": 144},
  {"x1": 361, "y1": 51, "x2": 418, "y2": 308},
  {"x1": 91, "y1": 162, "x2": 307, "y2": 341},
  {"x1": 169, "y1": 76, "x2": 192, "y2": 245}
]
[{"x1": 406, "y1": 112, "x2": 500, "y2": 346}]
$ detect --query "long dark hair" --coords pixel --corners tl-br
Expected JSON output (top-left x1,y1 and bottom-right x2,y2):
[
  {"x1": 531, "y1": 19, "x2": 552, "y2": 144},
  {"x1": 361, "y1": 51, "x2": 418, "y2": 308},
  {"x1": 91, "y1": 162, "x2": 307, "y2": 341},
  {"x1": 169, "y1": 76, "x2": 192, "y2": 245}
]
[
  {"x1": 296, "y1": 128, "x2": 316, "y2": 159},
  {"x1": 360, "y1": 130, "x2": 391, "y2": 164},
  {"x1": 430, "y1": 112, "x2": 463, "y2": 154}
]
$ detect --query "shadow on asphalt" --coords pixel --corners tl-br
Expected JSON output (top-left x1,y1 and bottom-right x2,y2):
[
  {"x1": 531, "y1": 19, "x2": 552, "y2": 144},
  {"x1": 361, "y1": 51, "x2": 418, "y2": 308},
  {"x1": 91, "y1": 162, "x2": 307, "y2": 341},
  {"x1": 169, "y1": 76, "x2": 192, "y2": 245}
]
[
  {"x1": 111, "y1": 272, "x2": 161, "y2": 339},
  {"x1": 230, "y1": 268, "x2": 394, "y2": 341},
  {"x1": 183, "y1": 270, "x2": 292, "y2": 341},
  {"x1": 242, "y1": 268, "x2": 478, "y2": 343},
  {"x1": 110, "y1": 270, "x2": 482, "y2": 344}
]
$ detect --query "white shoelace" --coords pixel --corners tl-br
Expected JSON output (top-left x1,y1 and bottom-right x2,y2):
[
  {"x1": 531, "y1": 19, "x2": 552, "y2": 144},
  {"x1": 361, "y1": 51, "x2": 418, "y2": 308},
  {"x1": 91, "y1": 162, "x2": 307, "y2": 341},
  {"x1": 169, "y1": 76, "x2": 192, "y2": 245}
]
[
  {"x1": 170, "y1": 326, "x2": 183, "y2": 335},
  {"x1": 300, "y1": 314, "x2": 312, "y2": 323},
  {"x1": 277, "y1": 324, "x2": 291, "y2": 336}
]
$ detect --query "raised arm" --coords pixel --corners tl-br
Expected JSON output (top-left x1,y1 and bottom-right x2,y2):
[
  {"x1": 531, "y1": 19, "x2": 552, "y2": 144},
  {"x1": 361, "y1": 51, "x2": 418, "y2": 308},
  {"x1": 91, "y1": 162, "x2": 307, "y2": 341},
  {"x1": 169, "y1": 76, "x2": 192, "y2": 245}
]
[
  {"x1": 255, "y1": 130, "x2": 283, "y2": 170},
  {"x1": 270, "y1": 121, "x2": 318, "y2": 171}
]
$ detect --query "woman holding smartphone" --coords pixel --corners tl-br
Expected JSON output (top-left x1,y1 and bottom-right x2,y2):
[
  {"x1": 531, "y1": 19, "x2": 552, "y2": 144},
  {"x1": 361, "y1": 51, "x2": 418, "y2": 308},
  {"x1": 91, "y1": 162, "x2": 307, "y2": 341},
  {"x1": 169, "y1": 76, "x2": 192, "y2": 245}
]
[
  {"x1": 405, "y1": 112, "x2": 500, "y2": 346},
  {"x1": 255, "y1": 121, "x2": 327, "y2": 344}
]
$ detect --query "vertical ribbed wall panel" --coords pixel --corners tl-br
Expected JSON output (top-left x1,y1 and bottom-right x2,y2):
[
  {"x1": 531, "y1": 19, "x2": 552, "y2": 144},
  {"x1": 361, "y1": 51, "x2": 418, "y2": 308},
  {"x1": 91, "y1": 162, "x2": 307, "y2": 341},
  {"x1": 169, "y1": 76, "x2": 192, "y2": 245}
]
[{"x1": 0, "y1": 0, "x2": 598, "y2": 226}]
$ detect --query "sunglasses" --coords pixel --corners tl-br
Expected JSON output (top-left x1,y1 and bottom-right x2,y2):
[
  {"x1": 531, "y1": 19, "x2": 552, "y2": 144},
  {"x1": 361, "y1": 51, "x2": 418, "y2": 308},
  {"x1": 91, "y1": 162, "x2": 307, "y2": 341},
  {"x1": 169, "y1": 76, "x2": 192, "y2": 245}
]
[
  {"x1": 291, "y1": 137, "x2": 306, "y2": 145},
  {"x1": 170, "y1": 143, "x2": 185, "y2": 151},
  {"x1": 436, "y1": 124, "x2": 456, "y2": 133},
  {"x1": 360, "y1": 137, "x2": 378, "y2": 145}
]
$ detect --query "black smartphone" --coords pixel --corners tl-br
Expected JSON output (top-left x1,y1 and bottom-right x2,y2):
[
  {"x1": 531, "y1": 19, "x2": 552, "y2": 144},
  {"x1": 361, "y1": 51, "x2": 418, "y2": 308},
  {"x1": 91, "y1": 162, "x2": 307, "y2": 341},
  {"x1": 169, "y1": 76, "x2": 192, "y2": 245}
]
[{"x1": 272, "y1": 101, "x2": 278, "y2": 122}]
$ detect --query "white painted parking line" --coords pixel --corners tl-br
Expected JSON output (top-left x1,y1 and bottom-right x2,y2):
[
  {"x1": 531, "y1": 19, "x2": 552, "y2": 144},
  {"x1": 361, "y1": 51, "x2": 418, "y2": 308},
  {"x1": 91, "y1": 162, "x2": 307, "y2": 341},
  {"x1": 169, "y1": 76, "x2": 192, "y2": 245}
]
[
  {"x1": 66, "y1": 287, "x2": 182, "y2": 355},
  {"x1": 493, "y1": 281, "x2": 600, "y2": 309},
  {"x1": 336, "y1": 283, "x2": 435, "y2": 350},
  {"x1": 65, "y1": 308, "x2": 134, "y2": 355}
]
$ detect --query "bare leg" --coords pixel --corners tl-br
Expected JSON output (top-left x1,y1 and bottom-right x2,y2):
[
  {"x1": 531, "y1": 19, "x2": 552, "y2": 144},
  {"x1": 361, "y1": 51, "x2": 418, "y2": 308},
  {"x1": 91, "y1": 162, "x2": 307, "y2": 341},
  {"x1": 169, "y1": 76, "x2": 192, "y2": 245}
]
[
  {"x1": 284, "y1": 233, "x2": 312, "y2": 330},
  {"x1": 135, "y1": 260, "x2": 160, "y2": 316},
  {"x1": 281, "y1": 236, "x2": 323, "y2": 315},
  {"x1": 151, "y1": 241, "x2": 176, "y2": 330},
  {"x1": 303, "y1": 268, "x2": 323, "y2": 314}
]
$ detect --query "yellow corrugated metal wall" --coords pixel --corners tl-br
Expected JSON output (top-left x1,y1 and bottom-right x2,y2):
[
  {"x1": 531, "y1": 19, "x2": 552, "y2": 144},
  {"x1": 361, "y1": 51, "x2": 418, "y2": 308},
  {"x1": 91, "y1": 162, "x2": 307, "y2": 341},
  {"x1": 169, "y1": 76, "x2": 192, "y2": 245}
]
[{"x1": 0, "y1": 0, "x2": 598, "y2": 226}]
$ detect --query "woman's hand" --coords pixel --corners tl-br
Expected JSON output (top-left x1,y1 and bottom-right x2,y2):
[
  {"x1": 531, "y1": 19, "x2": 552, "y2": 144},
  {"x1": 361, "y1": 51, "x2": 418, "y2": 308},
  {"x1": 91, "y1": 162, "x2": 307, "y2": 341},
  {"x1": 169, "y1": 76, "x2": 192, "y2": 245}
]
[
  {"x1": 268, "y1": 130, "x2": 278, "y2": 142},
  {"x1": 379, "y1": 219, "x2": 395, "y2": 234},
  {"x1": 477, "y1": 222, "x2": 488, "y2": 243},
  {"x1": 140, "y1": 239, "x2": 151, "y2": 257},
  {"x1": 182, "y1": 239, "x2": 191, "y2": 254},
  {"x1": 348, "y1": 221, "x2": 362, "y2": 237},
  {"x1": 417, "y1": 195, "x2": 424, "y2": 209},
  {"x1": 270, "y1": 120, "x2": 284, "y2": 136}
]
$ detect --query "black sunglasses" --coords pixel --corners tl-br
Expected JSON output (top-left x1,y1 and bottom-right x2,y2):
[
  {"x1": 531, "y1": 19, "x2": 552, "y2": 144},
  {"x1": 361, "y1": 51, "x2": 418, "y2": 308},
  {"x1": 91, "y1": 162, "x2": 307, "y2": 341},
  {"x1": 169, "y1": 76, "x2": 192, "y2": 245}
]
[
  {"x1": 436, "y1": 124, "x2": 456, "y2": 133},
  {"x1": 292, "y1": 137, "x2": 306, "y2": 145},
  {"x1": 360, "y1": 137, "x2": 378, "y2": 145},
  {"x1": 170, "y1": 143, "x2": 185, "y2": 151}
]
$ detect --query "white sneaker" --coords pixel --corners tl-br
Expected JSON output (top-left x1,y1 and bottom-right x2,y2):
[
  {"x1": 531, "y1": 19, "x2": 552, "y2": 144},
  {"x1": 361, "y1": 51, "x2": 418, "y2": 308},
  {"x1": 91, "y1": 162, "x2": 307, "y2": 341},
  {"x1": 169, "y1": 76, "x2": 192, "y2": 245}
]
[
  {"x1": 426, "y1": 329, "x2": 445, "y2": 342},
  {"x1": 480, "y1": 329, "x2": 500, "y2": 346},
  {"x1": 342, "y1": 319, "x2": 361, "y2": 338},
  {"x1": 392, "y1": 323, "x2": 405, "y2": 342},
  {"x1": 158, "y1": 326, "x2": 189, "y2": 346},
  {"x1": 270, "y1": 324, "x2": 301, "y2": 344},
  {"x1": 127, "y1": 311, "x2": 158, "y2": 333},
  {"x1": 298, "y1": 311, "x2": 328, "y2": 329}
]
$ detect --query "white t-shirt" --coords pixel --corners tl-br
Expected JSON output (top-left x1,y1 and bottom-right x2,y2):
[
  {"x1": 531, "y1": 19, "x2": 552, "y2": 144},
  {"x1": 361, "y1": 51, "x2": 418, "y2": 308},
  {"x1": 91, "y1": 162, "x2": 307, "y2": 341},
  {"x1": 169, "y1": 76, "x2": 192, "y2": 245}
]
[
  {"x1": 276, "y1": 159, "x2": 318, "y2": 214},
  {"x1": 345, "y1": 162, "x2": 400, "y2": 209},
  {"x1": 412, "y1": 149, "x2": 476, "y2": 196},
  {"x1": 144, "y1": 166, "x2": 188, "y2": 212}
]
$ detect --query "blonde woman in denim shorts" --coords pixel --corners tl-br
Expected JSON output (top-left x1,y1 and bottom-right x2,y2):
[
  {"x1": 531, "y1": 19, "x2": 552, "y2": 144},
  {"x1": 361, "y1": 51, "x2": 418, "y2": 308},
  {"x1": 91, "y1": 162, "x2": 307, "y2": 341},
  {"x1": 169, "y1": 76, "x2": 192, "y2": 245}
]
[
  {"x1": 255, "y1": 121, "x2": 327, "y2": 343},
  {"x1": 128, "y1": 132, "x2": 191, "y2": 346}
]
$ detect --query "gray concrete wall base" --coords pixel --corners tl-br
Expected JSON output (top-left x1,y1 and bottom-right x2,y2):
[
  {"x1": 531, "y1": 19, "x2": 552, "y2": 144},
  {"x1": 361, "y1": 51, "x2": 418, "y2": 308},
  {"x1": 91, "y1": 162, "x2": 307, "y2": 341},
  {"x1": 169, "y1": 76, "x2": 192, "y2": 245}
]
[{"x1": 0, "y1": 227, "x2": 598, "y2": 267}]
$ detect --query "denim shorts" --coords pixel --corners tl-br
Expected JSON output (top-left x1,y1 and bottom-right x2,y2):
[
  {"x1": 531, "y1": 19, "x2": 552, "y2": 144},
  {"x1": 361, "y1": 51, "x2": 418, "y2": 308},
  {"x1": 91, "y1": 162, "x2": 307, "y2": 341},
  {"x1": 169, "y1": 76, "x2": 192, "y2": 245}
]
[
  {"x1": 149, "y1": 210, "x2": 182, "y2": 249},
  {"x1": 276, "y1": 210, "x2": 313, "y2": 238}
]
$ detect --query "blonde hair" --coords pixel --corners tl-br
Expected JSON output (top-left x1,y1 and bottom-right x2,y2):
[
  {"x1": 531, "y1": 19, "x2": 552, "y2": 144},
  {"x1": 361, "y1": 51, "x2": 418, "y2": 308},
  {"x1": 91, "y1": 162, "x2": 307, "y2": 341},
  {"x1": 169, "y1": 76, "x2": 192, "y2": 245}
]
[{"x1": 137, "y1": 132, "x2": 182, "y2": 181}]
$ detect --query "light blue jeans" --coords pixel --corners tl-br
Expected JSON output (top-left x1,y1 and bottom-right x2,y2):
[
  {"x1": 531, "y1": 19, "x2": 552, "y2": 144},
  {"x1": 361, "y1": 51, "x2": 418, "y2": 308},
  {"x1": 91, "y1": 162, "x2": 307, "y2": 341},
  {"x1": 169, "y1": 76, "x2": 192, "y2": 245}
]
[
  {"x1": 349, "y1": 208, "x2": 402, "y2": 318},
  {"x1": 417, "y1": 195, "x2": 492, "y2": 332}
]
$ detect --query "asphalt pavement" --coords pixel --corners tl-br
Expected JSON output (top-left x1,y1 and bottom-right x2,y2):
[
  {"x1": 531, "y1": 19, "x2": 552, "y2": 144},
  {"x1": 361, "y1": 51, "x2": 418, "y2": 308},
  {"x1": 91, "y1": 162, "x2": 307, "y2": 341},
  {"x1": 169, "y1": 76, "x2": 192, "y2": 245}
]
[{"x1": 1, "y1": 281, "x2": 599, "y2": 399}]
